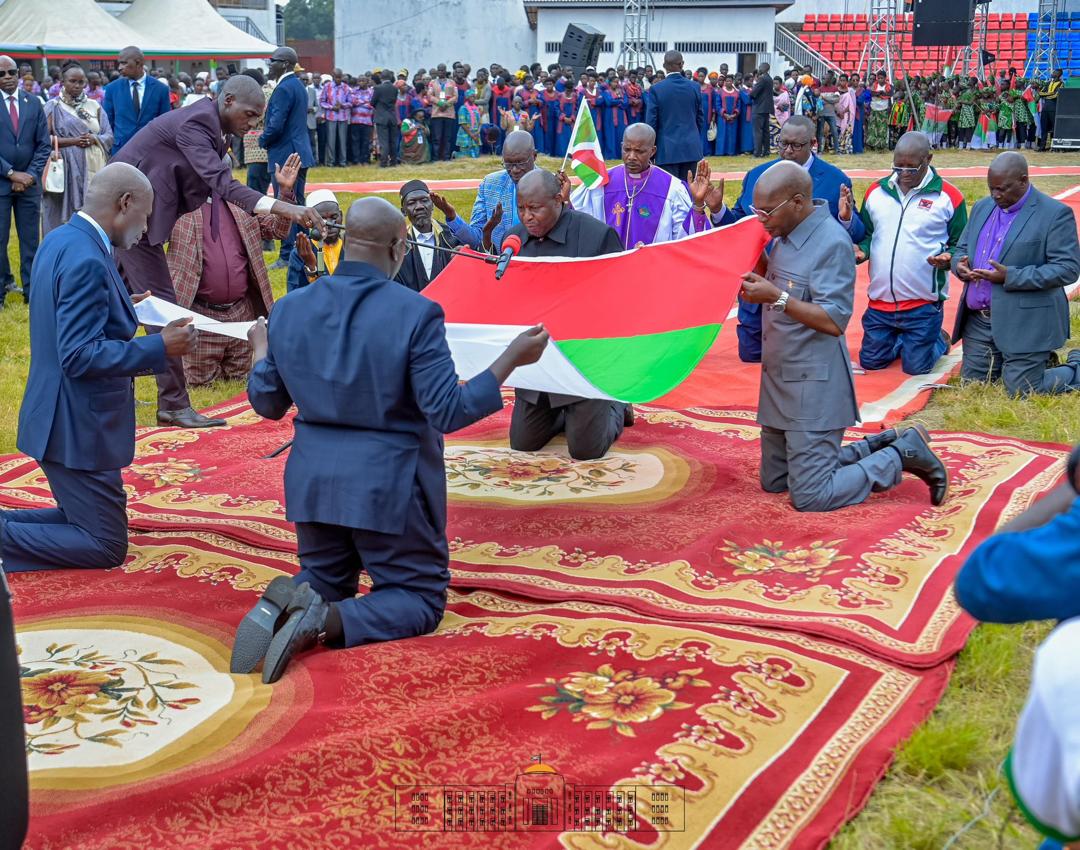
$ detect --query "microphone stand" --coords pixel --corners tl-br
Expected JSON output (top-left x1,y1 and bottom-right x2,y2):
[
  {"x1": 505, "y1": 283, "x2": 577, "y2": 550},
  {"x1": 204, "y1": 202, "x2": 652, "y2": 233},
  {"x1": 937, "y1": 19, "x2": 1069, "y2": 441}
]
[
  {"x1": 405, "y1": 238, "x2": 498, "y2": 263},
  {"x1": 263, "y1": 239, "x2": 499, "y2": 459}
]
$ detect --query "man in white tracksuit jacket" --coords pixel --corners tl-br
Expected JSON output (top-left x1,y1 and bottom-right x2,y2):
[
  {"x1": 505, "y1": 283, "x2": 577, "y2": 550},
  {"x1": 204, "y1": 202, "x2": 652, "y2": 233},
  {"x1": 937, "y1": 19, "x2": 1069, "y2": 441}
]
[{"x1": 857, "y1": 132, "x2": 968, "y2": 375}]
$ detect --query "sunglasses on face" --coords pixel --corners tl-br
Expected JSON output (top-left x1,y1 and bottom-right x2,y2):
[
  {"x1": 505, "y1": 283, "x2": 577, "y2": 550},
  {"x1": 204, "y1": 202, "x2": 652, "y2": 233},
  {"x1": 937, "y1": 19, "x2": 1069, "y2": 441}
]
[
  {"x1": 893, "y1": 165, "x2": 924, "y2": 177},
  {"x1": 0, "y1": 69, "x2": 19, "y2": 78},
  {"x1": 749, "y1": 195, "x2": 798, "y2": 220}
]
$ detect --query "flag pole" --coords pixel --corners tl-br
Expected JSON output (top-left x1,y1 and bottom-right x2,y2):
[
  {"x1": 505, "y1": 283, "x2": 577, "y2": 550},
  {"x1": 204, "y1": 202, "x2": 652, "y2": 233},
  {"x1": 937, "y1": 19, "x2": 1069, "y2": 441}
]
[{"x1": 559, "y1": 101, "x2": 580, "y2": 174}]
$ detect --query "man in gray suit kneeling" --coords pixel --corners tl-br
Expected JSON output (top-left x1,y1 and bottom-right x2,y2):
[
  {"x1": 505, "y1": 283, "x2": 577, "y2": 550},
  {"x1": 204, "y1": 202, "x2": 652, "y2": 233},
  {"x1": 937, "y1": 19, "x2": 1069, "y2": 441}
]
[
  {"x1": 740, "y1": 162, "x2": 949, "y2": 511},
  {"x1": 952, "y1": 151, "x2": 1080, "y2": 396}
]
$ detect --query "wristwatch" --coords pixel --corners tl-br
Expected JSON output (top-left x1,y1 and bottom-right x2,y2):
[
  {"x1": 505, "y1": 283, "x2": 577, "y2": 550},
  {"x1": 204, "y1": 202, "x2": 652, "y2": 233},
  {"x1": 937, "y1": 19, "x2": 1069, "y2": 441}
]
[
  {"x1": 4, "y1": 168, "x2": 11, "y2": 178},
  {"x1": 769, "y1": 291, "x2": 790, "y2": 312}
]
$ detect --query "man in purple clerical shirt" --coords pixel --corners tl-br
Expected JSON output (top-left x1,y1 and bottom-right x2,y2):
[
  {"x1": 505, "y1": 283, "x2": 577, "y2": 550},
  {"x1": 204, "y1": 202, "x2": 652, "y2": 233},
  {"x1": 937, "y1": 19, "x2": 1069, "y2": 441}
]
[
  {"x1": 952, "y1": 152, "x2": 1080, "y2": 396},
  {"x1": 564, "y1": 123, "x2": 716, "y2": 248}
]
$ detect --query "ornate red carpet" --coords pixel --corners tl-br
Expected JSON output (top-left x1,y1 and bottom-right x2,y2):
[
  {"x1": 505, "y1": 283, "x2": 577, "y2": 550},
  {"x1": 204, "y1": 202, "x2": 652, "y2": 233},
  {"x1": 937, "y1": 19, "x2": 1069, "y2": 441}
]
[
  {"x1": 2, "y1": 395, "x2": 1066, "y2": 847},
  {"x1": 1, "y1": 399, "x2": 1062, "y2": 668},
  {"x1": 12, "y1": 533, "x2": 950, "y2": 850}
]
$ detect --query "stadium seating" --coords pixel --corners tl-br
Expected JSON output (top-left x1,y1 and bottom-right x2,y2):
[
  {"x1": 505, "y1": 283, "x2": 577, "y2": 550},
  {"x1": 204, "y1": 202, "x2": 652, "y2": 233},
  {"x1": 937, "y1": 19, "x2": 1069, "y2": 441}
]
[{"x1": 796, "y1": 12, "x2": 1034, "y2": 78}]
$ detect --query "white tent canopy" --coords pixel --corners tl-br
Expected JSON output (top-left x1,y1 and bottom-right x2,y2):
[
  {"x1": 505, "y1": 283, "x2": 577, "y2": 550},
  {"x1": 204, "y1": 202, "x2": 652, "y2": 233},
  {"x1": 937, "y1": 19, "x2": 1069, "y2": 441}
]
[
  {"x1": 121, "y1": 0, "x2": 277, "y2": 58},
  {"x1": 0, "y1": 0, "x2": 163, "y2": 58}
]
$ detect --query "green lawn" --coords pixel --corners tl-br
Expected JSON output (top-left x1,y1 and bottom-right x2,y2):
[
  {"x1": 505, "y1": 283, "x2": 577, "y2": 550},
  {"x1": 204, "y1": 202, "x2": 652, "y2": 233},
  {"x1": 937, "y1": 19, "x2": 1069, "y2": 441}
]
[{"x1": 4, "y1": 148, "x2": 1080, "y2": 848}]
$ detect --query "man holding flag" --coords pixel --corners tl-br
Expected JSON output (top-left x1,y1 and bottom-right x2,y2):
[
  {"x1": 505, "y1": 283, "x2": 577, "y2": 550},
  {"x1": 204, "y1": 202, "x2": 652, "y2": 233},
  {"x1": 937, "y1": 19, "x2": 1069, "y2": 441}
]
[
  {"x1": 508, "y1": 169, "x2": 628, "y2": 460},
  {"x1": 565, "y1": 123, "x2": 716, "y2": 248}
]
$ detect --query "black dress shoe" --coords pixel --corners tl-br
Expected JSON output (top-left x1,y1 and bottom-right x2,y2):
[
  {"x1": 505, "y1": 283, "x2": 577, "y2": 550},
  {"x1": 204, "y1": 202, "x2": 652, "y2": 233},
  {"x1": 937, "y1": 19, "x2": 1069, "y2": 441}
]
[
  {"x1": 891, "y1": 427, "x2": 949, "y2": 506},
  {"x1": 157, "y1": 407, "x2": 227, "y2": 428},
  {"x1": 262, "y1": 582, "x2": 329, "y2": 684},
  {"x1": 230, "y1": 576, "x2": 297, "y2": 674}
]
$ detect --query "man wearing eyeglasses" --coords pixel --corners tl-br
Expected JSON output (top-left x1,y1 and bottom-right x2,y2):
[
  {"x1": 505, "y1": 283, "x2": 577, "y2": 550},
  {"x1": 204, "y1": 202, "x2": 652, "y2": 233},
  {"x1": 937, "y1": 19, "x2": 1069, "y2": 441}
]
[
  {"x1": 856, "y1": 131, "x2": 968, "y2": 376},
  {"x1": 740, "y1": 161, "x2": 948, "y2": 512},
  {"x1": 708, "y1": 115, "x2": 865, "y2": 362},
  {"x1": 0, "y1": 55, "x2": 50, "y2": 308},
  {"x1": 437, "y1": 130, "x2": 536, "y2": 252}
]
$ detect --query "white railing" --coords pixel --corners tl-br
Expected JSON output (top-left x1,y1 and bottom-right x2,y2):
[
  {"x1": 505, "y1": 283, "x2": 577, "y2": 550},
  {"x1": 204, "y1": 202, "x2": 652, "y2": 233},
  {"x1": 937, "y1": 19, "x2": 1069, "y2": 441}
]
[{"x1": 775, "y1": 24, "x2": 843, "y2": 79}]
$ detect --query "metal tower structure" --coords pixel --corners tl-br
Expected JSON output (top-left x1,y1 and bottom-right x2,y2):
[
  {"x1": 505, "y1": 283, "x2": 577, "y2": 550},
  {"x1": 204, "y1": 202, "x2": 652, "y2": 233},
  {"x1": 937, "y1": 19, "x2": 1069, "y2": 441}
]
[
  {"x1": 617, "y1": 0, "x2": 656, "y2": 70},
  {"x1": 955, "y1": 1, "x2": 991, "y2": 80},
  {"x1": 1025, "y1": 0, "x2": 1062, "y2": 80},
  {"x1": 858, "y1": 0, "x2": 918, "y2": 138},
  {"x1": 859, "y1": 0, "x2": 900, "y2": 82}
]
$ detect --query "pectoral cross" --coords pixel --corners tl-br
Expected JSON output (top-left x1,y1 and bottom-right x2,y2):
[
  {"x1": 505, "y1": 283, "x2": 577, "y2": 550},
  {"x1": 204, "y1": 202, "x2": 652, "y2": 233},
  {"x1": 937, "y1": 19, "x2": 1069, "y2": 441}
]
[{"x1": 612, "y1": 201, "x2": 626, "y2": 229}]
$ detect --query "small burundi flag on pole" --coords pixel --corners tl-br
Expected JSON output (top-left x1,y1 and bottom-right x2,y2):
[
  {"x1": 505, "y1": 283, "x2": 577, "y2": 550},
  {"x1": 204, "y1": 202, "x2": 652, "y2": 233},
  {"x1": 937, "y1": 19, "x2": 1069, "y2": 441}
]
[{"x1": 561, "y1": 101, "x2": 609, "y2": 189}]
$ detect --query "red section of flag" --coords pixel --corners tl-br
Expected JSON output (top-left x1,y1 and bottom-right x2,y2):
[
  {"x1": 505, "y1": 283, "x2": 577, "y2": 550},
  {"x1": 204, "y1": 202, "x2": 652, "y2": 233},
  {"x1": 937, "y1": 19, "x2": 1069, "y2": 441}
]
[{"x1": 423, "y1": 217, "x2": 769, "y2": 340}]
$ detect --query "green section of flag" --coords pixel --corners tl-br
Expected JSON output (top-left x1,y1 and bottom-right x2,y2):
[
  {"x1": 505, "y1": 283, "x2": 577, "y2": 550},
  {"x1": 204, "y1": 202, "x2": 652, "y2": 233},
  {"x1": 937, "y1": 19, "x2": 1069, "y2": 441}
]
[
  {"x1": 571, "y1": 160, "x2": 601, "y2": 186},
  {"x1": 572, "y1": 105, "x2": 598, "y2": 147},
  {"x1": 555, "y1": 324, "x2": 723, "y2": 403}
]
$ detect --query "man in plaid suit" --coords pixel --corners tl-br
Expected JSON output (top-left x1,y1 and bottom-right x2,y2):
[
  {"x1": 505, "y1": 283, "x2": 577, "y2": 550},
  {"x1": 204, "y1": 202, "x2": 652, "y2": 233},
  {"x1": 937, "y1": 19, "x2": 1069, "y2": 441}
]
[{"x1": 166, "y1": 155, "x2": 299, "y2": 386}]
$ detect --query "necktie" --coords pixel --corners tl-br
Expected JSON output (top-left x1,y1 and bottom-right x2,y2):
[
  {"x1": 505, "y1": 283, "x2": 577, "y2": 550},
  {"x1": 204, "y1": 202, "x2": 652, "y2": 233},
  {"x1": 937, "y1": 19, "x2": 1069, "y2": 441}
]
[
  {"x1": 7, "y1": 96, "x2": 16, "y2": 135},
  {"x1": 131, "y1": 80, "x2": 140, "y2": 118}
]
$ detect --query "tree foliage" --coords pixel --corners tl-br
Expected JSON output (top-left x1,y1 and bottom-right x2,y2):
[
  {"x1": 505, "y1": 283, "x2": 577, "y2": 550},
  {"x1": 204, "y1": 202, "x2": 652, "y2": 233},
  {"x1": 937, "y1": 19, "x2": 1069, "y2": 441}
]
[{"x1": 282, "y1": 0, "x2": 334, "y2": 42}]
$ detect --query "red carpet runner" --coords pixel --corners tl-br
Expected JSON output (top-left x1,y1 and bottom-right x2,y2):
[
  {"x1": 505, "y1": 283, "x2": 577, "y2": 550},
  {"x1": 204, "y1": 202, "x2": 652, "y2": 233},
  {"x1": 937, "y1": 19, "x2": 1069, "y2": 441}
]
[{"x1": 12, "y1": 535, "x2": 951, "y2": 850}]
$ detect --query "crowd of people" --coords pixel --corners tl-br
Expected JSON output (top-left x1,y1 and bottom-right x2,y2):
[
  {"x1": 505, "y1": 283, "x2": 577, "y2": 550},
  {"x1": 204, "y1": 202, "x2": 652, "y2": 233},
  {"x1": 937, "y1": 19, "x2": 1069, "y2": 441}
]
[
  {"x1": 0, "y1": 38, "x2": 1079, "y2": 850},
  {"x1": 288, "y1": 57, "x2": 1068, "y2": 166}
]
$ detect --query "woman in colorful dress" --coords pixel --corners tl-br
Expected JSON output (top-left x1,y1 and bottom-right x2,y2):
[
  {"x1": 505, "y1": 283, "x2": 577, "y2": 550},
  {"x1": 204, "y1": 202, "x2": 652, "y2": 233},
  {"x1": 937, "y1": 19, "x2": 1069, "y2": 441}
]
[
  {"x1": 956, "y1": 82, "x2": 978, "y2": 149},
  {"x1": 770, "y1": 76, "x2": 790, "y2": 155},
  {"x1": 997, "y1": 91, "x2": 1015, "y2": 149},
  {"x1": 400, "y1": 108, "x2": 431, "y2": 164},
  {"x1": 866, "y1": 71, "x2": 892, "y2": 151},
  {"x1": 42, "y1": 61, "x2": 113, "y2": 235},
  {"x1": 455, "y1": 89, "x2": 482, "y2": 159},
  {"x1": 836, "y1": 74, "x2": 856, "y2": 155}
]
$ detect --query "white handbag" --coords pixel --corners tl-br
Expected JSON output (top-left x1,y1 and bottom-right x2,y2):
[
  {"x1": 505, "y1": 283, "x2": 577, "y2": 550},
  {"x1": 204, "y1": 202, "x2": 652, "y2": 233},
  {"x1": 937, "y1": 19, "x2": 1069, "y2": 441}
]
[{"x1": 44, "y1": 136, "x2": 64, "y2": 194}]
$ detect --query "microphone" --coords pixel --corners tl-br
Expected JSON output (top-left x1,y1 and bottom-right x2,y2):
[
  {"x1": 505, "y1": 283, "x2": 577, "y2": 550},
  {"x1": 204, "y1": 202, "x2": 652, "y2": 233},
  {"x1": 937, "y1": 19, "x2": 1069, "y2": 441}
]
[{"x1": 495, "y1": 233, "x2": 522, "y2": 280}]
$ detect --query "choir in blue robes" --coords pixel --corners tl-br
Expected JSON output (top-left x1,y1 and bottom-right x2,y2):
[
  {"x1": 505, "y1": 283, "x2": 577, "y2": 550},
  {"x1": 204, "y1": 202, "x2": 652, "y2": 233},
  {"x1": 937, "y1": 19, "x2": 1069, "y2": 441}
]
[
  {"x1": 738, "y1": 86, "x2": 754, "y2": 153},
  {"x1": 699, "y1": 83, "x2": 717, "y2": 156},
  {"x1": 552, "y1": 92, "x2": 575, "y2": 158},
  {"x1": 604, "y1": 84, "x2": 629, "y2": 159},
  {"x1": 717, "y1": 86, "x2": 741, "y2": 156}
]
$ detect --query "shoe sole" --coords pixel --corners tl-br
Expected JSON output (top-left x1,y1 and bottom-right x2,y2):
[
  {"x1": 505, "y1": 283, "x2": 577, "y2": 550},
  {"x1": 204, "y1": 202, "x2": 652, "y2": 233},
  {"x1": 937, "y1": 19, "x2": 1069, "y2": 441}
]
[
  {"x1": 230, "y1": 576, "x2": 296, "y2": 674},
  {"x1": 262, "y1": 583, "x2": 320, "y2": 685}
]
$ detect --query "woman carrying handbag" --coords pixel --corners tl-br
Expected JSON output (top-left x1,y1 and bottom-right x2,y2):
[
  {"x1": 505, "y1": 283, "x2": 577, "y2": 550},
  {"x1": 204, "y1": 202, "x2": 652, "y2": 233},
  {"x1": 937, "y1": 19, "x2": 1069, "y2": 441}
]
[{"x1": 41, "y1": 60, "x2": 113, "y2": 235}]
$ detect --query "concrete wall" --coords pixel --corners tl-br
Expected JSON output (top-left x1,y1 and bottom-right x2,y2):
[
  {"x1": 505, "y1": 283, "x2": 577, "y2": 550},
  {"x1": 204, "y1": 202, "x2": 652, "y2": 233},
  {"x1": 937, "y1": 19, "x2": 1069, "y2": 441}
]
[
  {"x1": 535, "y1": 6, "x2": 778, "y2": 71},
  {"x1": 777, "y1": 1, "x2": 1074, "y2": 24},
  {"x1": 335, "y1": 0, "x2": 535, "y2": 74}
]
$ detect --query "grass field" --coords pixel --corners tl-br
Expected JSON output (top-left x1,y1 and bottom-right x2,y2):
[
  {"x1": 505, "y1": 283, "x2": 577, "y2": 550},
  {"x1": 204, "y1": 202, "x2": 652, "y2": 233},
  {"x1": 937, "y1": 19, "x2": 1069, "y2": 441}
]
[{"x1": 4, "y1": 147, "x2": 1079, "y2": 848}]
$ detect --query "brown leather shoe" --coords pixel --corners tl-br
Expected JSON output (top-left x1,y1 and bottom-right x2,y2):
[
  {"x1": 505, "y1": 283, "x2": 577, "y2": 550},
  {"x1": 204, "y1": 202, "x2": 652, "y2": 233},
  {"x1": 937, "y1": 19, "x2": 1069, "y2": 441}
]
[
  {"x1": 157, "y1": 406, "x2": 227, "y2": 428},
  {"x1": 623, "y1": 405, "x2": 636, "y2": 427}
]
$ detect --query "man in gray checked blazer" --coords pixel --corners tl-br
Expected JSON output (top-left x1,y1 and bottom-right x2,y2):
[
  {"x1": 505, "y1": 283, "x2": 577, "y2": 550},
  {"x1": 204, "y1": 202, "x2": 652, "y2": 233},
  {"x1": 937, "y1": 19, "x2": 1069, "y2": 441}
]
[
  {"x1": 952, "y1": 152, "x2": 1080, "y2": 396},
  {"x1": 740, "y1": 162, "x2": 949, "y2": 511}
]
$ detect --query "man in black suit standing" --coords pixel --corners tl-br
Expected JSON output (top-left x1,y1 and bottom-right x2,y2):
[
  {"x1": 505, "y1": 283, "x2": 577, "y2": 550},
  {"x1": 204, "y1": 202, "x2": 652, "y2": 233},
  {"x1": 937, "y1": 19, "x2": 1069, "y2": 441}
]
[
  {"x1": 395, "y1": 180, "x2": 458, "y2": 292},
  {"x1": 0, "y1": 54, "x2": 50, "y2": 306},
  {"x1": 508, "y1": 169, "x2": 630, "y2": 461},
  {"x1": 750, "y1": 63, "x2": 774, "y2": 157},
  {"x1": 371, "y1": 71, "x2": 400, "y2": 168}
]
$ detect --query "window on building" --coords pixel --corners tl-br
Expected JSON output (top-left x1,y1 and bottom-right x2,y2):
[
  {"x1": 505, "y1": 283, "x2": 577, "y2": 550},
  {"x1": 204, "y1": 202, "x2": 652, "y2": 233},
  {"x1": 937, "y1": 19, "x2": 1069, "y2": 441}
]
[
  {"x1": 673, "y1": 41, "x2": 768, "y2": 54},
  {"x1": 545, "y1": 41, "x2": 563, "y2": 53}
]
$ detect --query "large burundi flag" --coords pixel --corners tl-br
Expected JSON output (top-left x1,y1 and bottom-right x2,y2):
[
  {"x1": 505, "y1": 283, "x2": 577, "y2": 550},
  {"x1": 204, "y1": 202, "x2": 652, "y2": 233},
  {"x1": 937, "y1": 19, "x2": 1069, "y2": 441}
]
[
  {"x1": 565, "y1": 102, "x2": 609, "y2": 189},
  {"x1": 423, "y1": 218, "x2": 770, "y2": 403}
]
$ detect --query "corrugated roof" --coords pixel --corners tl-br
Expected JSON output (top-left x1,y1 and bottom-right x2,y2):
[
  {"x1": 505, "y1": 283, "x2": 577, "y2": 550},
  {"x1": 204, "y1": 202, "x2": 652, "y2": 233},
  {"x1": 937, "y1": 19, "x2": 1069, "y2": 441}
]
[{"x1": 524, "y1": 0, "x2": 792, "y2": 8}]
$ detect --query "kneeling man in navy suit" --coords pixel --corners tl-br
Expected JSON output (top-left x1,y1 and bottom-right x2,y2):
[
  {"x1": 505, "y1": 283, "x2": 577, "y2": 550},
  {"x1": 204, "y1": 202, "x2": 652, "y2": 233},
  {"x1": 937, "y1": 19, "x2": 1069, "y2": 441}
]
[
  {"x1": 1, "y1": 163, "x2": 196, "y2": 571},
  {"x1": 233, "y1": 197, "x2": 549, "y2": 683}
]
